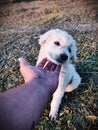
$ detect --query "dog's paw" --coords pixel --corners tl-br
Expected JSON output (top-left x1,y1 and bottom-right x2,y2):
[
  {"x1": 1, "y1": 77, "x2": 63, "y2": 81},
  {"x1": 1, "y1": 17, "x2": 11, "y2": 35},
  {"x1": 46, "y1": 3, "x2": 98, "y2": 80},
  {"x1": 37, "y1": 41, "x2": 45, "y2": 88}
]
[{"x1": 49, "y1": 111, "x2": 58, "y2": 121}]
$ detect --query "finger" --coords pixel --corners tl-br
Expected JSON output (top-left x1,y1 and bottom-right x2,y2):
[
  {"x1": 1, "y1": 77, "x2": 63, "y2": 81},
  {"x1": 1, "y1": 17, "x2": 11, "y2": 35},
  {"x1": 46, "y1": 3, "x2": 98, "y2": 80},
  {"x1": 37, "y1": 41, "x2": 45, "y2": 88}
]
[
  {"x1": 54, "y1": 65, "x2": 61, "y2": 75},
  {"x1": 50, "y1": 64, "x2": 57, "y2": 71},
  {"x1": 36, "y1": 58, "x2": 47, "y2": 68},
  {"x1": 44, "y1": 62, "x2": 53, "y2": 71},
  {"x1": 18, "y1": 57, "x2": 28, "y2": 67}
]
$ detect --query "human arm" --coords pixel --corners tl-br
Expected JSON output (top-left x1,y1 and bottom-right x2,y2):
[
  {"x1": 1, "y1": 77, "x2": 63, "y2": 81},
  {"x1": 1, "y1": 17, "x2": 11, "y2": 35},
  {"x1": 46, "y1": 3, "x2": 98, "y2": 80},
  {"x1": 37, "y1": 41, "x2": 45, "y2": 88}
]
[{"x1": 0, "y1": 58, "x2": 61, "y2": 130}]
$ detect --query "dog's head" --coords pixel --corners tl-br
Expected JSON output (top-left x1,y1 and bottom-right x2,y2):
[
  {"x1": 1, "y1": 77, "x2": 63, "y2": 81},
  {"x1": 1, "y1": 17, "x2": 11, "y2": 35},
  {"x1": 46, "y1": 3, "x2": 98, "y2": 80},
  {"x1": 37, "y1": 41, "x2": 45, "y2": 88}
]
[{"x1": 39, "y1": 29, "x2": 77, "y2": 65}]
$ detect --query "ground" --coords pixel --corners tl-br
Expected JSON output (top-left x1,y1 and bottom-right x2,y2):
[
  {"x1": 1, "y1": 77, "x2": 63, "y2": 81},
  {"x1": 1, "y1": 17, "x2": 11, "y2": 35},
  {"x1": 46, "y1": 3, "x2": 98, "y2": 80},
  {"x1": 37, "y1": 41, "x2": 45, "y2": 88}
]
[{"x1": 0, "y1": 0, "x2": 98, "y2": 130}]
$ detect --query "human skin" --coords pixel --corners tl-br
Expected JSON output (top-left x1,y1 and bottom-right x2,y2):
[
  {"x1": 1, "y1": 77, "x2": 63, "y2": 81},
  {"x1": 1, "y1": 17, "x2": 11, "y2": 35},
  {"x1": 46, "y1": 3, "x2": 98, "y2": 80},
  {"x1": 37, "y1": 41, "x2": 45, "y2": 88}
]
[{"x1": 0, "y1": 58, "x2": 61, "y2": 130}]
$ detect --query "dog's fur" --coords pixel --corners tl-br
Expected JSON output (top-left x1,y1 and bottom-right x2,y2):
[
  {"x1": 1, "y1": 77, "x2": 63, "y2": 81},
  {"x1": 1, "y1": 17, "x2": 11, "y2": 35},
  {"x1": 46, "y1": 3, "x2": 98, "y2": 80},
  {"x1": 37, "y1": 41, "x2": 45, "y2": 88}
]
[{"x1": 36, "y1": 29, "x2": 81, "y2": 120}]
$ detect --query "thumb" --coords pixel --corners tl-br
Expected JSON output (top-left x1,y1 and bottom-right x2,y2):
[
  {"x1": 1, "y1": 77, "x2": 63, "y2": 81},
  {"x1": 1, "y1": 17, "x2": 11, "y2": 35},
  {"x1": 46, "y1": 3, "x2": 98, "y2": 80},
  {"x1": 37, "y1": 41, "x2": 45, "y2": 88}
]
[
  {"x1": 18, "y1": 57, "x2": 30, "y2": 82},
  {"x1": 18, "y1": 57, "x2": 28, "y2": 67}
]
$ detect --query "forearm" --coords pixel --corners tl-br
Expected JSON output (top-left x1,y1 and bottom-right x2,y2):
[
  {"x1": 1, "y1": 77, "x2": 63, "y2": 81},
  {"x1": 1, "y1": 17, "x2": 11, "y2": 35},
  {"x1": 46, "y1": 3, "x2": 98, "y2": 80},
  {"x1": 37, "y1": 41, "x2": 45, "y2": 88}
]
[{"x1": 0, "y1": 80, "x2": 51, "y2": 130}]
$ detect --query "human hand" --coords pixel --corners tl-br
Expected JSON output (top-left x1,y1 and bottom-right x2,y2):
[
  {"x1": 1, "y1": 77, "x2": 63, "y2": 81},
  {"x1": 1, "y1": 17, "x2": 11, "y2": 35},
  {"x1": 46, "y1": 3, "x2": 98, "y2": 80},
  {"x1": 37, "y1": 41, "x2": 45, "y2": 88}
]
[{"x1": 19, "y1": 57, "x2": 61, "y2": 94}]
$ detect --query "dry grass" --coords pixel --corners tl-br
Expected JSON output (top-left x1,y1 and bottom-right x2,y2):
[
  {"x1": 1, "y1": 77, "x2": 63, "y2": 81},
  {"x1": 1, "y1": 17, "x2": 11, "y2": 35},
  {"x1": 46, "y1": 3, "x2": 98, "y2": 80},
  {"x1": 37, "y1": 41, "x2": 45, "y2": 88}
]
[{"x1": 0, "y1": 0, "x2": 98, "y2": 129}]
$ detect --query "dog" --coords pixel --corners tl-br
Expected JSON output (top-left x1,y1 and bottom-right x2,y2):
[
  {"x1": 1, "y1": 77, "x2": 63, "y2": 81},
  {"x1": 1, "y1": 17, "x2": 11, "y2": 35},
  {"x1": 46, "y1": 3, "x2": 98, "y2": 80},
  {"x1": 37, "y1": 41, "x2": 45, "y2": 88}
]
[{"x1": 36, "y1": 29, "x2": 81, "y2": 120}]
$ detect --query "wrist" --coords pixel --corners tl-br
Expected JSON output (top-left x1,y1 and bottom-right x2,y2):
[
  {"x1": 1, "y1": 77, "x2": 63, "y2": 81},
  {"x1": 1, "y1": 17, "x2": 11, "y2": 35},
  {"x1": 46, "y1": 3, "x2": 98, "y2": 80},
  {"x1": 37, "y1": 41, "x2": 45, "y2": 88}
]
[
  {"x1": 22, "y1": 79, "x2": 51, "y2": 125},
  {"x1": 25, "y1": 78, "x2": 51, "y2": 98}
]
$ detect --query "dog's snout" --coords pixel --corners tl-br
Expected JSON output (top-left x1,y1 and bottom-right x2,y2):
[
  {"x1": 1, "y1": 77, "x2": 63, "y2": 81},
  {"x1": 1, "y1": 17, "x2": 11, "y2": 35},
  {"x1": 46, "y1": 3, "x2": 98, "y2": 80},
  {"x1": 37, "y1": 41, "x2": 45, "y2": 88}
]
[{"x1": 60, "y1": 53, "x2": 68, "y2": 61}]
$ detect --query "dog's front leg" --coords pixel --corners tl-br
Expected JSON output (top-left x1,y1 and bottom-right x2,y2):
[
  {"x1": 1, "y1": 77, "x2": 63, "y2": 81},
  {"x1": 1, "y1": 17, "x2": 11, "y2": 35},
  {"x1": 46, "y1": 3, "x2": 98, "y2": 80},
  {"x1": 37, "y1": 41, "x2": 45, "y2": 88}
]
[
  {"x1": 49, "y1": 65, "x2": 71, "y2": 121},
  {"x1": 49, "y1": 84, "x2": 65, "y2": 121}
]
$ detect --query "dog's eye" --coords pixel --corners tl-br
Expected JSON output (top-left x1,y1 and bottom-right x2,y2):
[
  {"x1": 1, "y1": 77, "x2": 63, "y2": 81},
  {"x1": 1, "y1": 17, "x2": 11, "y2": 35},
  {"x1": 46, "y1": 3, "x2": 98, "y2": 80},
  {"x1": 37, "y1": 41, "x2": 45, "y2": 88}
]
[
  {"x1": 54, "y1": 42, "x2": 60, "y2": 46},
  {"x1": 68, "y1": 48, "x2": 71, "y2": 53}
]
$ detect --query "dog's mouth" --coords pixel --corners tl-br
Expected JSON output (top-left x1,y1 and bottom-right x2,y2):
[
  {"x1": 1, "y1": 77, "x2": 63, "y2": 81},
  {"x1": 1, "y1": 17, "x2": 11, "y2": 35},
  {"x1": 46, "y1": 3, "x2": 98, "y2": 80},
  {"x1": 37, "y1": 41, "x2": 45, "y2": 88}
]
[
  {"x1": 47, "y1": 52, "x2": 68, "y2": 65},
  {"x1": 47, "y1": 56, "x2": 66, "y2": 65},
  {"x1": 56, "y1": 58, "x2": 65, "y2": 64}
]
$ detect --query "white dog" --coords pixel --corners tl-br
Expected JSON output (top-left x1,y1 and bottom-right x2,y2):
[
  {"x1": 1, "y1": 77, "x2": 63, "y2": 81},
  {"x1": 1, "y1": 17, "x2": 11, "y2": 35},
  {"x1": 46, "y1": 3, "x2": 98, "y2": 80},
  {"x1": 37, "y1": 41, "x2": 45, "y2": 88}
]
[{"x1": 36, "y1": 29, "x2": 81, "y2": 120}]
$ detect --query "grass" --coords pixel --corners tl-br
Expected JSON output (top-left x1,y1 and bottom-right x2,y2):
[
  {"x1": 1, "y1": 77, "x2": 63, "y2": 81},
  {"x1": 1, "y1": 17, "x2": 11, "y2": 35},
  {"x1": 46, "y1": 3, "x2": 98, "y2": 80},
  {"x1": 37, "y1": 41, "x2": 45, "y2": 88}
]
[{"x1": 0, "y1": 0, "x2": 98, "y2": 129}]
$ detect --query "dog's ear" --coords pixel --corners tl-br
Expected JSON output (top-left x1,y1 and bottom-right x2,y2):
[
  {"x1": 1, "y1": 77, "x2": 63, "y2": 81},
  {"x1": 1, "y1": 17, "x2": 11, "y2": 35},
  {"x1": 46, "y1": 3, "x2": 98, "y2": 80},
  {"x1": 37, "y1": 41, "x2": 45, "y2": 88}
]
[
  {"x1": 70, "y1": 39, "x2": 77, "y2": 61},
  {"x1": 39, "y1": 31, "x2": 52, "y2": 45},
  {"x1": 39, "y1": 35, "x2": 46, "y2": 45}
]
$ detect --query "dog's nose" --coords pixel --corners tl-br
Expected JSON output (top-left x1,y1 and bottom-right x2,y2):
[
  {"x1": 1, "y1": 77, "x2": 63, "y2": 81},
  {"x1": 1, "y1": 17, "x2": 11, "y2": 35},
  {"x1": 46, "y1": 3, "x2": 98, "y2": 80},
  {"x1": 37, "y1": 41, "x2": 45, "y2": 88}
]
[{"x1": 60, "y1": 53, "x2": 68, "y2": 61}]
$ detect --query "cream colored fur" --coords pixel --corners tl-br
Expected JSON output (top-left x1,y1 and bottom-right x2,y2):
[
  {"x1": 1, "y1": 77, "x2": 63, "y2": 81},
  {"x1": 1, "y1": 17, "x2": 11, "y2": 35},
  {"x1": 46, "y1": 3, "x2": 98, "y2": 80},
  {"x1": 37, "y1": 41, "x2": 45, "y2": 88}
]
[{"x1": 36, "y1": 29, "x2": 81, "y2": 120}]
